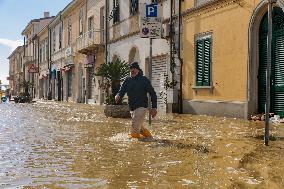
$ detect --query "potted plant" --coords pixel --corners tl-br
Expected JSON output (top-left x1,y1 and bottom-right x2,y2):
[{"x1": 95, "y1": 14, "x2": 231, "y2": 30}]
[
  {"x1": 95, "y1": 58, "x2": 131, "y2": 118},
  {"x1": 15, "y1": 80, "x2": 33, "y2": 103}
]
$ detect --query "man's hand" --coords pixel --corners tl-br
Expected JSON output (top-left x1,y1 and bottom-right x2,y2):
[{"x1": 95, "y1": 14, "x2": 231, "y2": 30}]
[
  {"x1": 115, "y1": 95, "x2": 120, "y2": 104},
  {"x1": 150, "y1": 108, "x2": 157, "y2": 118}
]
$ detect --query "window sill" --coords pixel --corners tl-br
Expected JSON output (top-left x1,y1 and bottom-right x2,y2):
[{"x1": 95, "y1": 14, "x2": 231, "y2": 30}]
[
  {"x1": 192, "y1": 86, "x2": 214, "y2": 94},
  {"x1": 192, "y1": 86, "x2": 213, "y2": 89}
]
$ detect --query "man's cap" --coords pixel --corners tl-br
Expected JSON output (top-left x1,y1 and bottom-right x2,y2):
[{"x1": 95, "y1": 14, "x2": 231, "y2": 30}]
[{"x1": 129, "y1": 62, "x2": 140, "y2": 70}]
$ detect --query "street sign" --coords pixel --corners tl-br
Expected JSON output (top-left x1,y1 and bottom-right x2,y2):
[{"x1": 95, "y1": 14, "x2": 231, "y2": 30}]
[
  {"x1": 28, "y1": 64, "x2": 38, "y2": 73},
  {"x1": 140, "y1": 3, "x2": 162, "y2": 18},
  {"x1": 146, "y1": 4, "x2": 158, "y2": 17},
  {"x1": 140, "y1": 18, "x2": 162, "y2": 38},
  {"x1": 140, "y1": 3, "x2": 163, "y2": 39}
]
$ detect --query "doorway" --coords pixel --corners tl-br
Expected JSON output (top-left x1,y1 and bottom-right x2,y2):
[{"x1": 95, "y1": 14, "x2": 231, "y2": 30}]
[{"x1": 258, "y1": 7, "x2": 284, "y2": 115}]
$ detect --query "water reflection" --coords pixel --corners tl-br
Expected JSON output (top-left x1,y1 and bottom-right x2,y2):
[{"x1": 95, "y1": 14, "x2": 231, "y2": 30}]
[{"x1": 0, "y1": 101, "x2": 283, "y2": 188}]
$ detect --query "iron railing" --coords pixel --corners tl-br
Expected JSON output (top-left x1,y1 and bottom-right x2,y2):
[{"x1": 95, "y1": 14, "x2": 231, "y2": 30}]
[{"x1": 76, "y1": 29, "x2": 104, "y2": 52}]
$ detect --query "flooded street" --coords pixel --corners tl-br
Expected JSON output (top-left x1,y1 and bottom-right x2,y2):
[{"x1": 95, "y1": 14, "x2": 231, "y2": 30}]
[{"x1": 0, "y1": 101, "x2": 283, "y2": 189}]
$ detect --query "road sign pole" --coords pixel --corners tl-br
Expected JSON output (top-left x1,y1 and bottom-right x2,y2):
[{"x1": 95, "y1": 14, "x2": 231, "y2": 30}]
[
  {"x1": 265, "y1": 0, "x2": 273, "y2": 146},
  {"x1": 148, "y1": 38, "x2": 153, "y2": 125}
]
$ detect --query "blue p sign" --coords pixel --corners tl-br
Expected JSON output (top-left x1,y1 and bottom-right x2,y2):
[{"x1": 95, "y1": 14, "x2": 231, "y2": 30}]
[{"x1": 146, "y1": 3, "x2": 158, "y2": 17}]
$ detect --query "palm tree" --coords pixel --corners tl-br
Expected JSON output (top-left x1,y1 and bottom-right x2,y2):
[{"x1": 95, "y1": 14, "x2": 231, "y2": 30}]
[
  {"x1": 95, "y1": 58, "x2": 129, "y2": 104},
  {"x1": 18, "y1": 80, "x2": 33, "y2": 96}
]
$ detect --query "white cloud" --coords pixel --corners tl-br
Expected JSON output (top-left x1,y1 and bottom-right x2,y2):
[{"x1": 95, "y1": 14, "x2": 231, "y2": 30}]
[
  {"x1": 0, "y1": 38, "x2": 23, "y2": 85},
  {"x1": 0, "y1": 38, "x2": 23, "y2": 52}
]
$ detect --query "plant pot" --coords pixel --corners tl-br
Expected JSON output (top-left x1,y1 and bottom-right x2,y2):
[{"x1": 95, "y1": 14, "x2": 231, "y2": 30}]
[{"x1": 104, "y1": 104, "x2": 131, "y2": 118}]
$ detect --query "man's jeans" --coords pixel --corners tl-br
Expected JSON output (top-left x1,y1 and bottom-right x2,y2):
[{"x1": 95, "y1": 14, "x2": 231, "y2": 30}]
[{"x1": 130, "y1": 107, "x2": 148, "y2": 134}]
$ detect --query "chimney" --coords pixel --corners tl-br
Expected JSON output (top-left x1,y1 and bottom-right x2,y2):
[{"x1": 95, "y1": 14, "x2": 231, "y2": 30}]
[{"x1": 44, "y1": 12, "x2": 50, "y2": 18}]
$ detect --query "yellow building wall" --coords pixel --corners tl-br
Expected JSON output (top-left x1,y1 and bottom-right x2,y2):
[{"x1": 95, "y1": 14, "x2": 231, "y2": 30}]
[{"x1": 182, "y1": 0, "x2": 261, "y2": 102}]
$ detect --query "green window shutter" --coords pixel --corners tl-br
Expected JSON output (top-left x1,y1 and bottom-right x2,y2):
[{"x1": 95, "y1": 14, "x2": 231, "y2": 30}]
[
  {"x1": 196, "y1": 40, "x2": 204, "y2": 86},
  {"x1": 196, "y1": 37, "x2": 211, "y2": 86},
  {"x1": 273, "y1": 34, "x2": 284, "y2": 114},
  {"x1": 258, "y1": 36, "x2": 267, "y2": 113},
  {"x1": 203, "y1": 39, "x2": 211, "y2": 86}
]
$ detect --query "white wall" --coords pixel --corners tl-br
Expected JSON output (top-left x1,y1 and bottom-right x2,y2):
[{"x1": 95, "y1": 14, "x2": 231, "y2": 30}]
[{"x1": 109, "y1": 34, "x2": 169, "y2": 72}]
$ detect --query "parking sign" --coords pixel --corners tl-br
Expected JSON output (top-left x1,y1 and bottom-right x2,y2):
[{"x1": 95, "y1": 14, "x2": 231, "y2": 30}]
[
  {"x1": 146, "y1": 4, "x2": 158, "y2": 17},
  {"x1": 140, "y1": 3, "x2": 163, "y2": 39}
]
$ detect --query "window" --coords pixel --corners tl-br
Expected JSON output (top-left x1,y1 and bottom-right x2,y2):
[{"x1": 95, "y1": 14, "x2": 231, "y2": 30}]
[
  {"x1": 39, "y1": 42, "x2": 45, "y2": 62},
  {"x1": 20, "y1": 57, "x2": 23, "y2": 69},
  {"x1": 113, "y1": 0, "x2": 120, "y2": 24},
  {"x1": 88, "y1": 16, "x2": 94, "y2": 38},
  {"x1": 45, "y1": 39, "x2": 48, "y2": 61},
  {"x1": 59, "y1": 26, "x2": 62, "y2": 49},
  {"x1": 53, "y1": 31, "x2": 56, "y2": 53},
  {"x1": 39, "y1": 48, "x2": 42, "y2": 64},
  {"x1": 67, "y1": 18, "x2": 72, "y2": 45},
  {"x1": 79, "y1": 10, "x2": 84, "y2": 36},
  {"x1": 42, "y1": 42, "x2": 45, "y2": 62},
  {"x1": 195, "y1": 36, "x2": 212, "y2": 86},
  {"x1": 88, "y1": 16, "x2": 94, "y2": 31},
  {"x1": 130, "y1": 0, "x2": 139, "y2": 16}
]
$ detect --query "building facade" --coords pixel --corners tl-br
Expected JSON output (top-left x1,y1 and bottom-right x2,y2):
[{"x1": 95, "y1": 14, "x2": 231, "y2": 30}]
[
  {"x1": 107, "y1": 0, "x2": 180, "y2": 114},
  {"x1": 21, "y1": 12, "x2": 54, "y2": 98},
  {"x1": 37, "y1": 26, "x2": 49, "y2": 99},
  {"x1": 181, "y1": 0, "x2": 284, "y2": 118},
  {"x1": 61, "y1": 0, "x2": 88, "y2": 103},
  {"x1": 49, "y1": 13, "x2": 65, "y2": 101},
  {"x1": 7, "y1": 46, "x2": 24, "y2": 96},
  {"x1": 76, "y1": 0, "x2": 105, "y2": 105}
]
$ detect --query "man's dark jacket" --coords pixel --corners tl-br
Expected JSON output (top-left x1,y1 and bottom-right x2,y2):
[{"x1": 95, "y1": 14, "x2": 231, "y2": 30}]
[{"x1": 117, "y1": 72, "x2": 157, "y2": 111}]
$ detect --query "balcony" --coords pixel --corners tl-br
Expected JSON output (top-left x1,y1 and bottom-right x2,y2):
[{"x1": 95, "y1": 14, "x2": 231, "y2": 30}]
[
  {"x1": 51, "y1": 48, "x2": 66, "y2": 63},
  {"x1": 109, "y1": 13, "x2": 139, "y2": 42},
  {"x1": 7, "y1": 75, "x2": 13, "y2": 81},
  {"x1": 23, "y1": 56, "x2": 34, "y2": 66},
  {"x1": 76, "y1": 29, "x2": 104, "y2": 55}
]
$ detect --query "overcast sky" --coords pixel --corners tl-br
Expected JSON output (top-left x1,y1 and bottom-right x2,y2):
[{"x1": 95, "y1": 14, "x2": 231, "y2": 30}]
[{"x1": 0, "y1": 0, "x2": 71, "y2": 85}]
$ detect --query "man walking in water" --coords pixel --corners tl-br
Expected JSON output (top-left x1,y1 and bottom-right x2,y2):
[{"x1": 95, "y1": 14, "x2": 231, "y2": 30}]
[{"x1": 115, "y1": 62, "x2": 157, "y2": 139}]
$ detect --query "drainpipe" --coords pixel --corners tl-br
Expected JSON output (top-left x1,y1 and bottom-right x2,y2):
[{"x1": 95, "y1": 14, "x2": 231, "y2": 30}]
[
  {"x1": 48, "y1": 26, "x2": 52, "y2": 100},
  {"x1": 60, "y1": 12, "x2": 64, "y2": 101},
  {"x1": 37, "y1": 36, "x2": 40, "y2": 99},
  {"x1": 170, "y1": 0, "x2": 173, "y2": 84},
  {"x1": 23, "y1": 37, "x2": 26, "y2": 81},
  {"x1": 105, "y1": 0, "x2": 108, "y2": 64},
  {"x1": 178, "y1": 0, "x2": 183, "y2": 114}
]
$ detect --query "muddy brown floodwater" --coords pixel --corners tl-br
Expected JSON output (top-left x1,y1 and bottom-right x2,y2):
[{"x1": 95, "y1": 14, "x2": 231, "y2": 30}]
[{"x1": 0, "y1": 101, "x2": 283, "y2": 189}]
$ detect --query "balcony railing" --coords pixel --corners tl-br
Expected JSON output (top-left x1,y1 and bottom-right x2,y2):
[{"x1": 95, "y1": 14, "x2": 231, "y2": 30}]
[
  {"x1": 76, "y1": 29, "x2": 104, "y2": 54},
  {"x1": 23, "y1": 56, "x2": 33, "y2": 65},
  {"x1": 109, "y1": 13, "x2": 139, "y2": 41},
  {"x1": 51, "y1": 48, "x2": 65, "y2": 62},
  {"x1": 7, "y1": 75, "x2": 13, "y2": 81}
]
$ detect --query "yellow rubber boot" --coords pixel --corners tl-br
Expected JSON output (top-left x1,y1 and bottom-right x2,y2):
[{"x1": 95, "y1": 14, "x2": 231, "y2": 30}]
[
  {"x1": 129, "y1": 133, "x2": 143, "y2": 138},
  {"x1": 140, "y1": 129, "x2": 152, "y2": 137}
]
